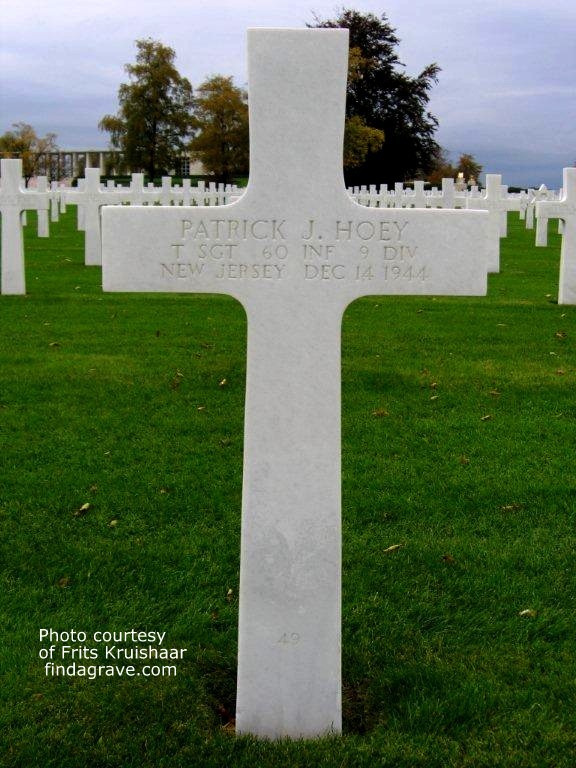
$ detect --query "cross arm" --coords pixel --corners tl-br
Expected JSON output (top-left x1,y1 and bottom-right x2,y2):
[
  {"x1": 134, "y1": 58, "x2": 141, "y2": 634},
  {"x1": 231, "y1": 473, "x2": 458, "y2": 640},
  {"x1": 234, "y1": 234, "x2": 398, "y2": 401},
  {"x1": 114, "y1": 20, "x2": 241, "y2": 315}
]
[
  {"x1": 536, "y1": 200, "x2": 570, "y2": 222},
  {"x1": 0, "y1": 191, "x2": 50, "y2": 213},
  {"x1": 102, "y1": 199, "x2": 490, "y2": 311},
  {"x1": 332, "y1": 206, "x2": 489, "y2": 306}
]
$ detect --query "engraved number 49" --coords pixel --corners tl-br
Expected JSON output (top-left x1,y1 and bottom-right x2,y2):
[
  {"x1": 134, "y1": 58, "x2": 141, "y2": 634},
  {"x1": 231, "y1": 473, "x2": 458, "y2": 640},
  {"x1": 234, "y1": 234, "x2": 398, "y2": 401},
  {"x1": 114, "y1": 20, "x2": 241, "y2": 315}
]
[{"x1": 278, "y1": 632, "x2": 300, "y2": 644}]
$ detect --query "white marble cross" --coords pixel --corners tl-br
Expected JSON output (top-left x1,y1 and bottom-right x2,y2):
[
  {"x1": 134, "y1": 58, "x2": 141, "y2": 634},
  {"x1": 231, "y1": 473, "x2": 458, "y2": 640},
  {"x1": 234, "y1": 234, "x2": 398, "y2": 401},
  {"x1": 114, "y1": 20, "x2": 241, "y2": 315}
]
[
  {"x1": 441, "y1": 177, "x2": 456, "y2": 209},
  {"x1": 102, "y1": 28, "x2": 489, "y2": 739},
  {"x1": 160, "y1": 177, "x2": 173, "y2": 206},
  {"x1": 36, "y1": 177, "x2": 50, "y2": 238},
  {"x1": 506, "y1": 190, "x2": 528, "y2": 222},
  {"x1": 177, "y1": 179, "x2": 192, "y2": 206},
  {"x1": 128, "y1": 173, "x2": 160, "y2": 206},
  {"x1": 466, "y1": 173, "x2": 504, "y2": 272},
  {"x1": 526, "y1": 184, "x2": 548, "y2": 230},
  {"x1": 406, "y1": 180, "x2": 427, "y2": 209},
  {"x1": 500, "y1": 184, "x2": 509, "y2": 236},
  {"x1": 518, "y1": 190, "x2": 528, "y2": 221},
  {"x1": 535, "y1": 177, "x2": 568, "y2": 247},
  {"x1": 189, "y1": 179, "x2": 207, "y2": 205},
  {"x1": 536, "y1": 167, "x2": 576, "y2": 304},
  {"x1": 0, "y1": 159, "x2": 50, "y2": 295},
  {"x1": 50, "y1": 181, "x2": 61, "y2": 223},
  {"x1": 62, "y1": 168, "x2": 132, "y2": 265},
  {"x1": 392, "y1": 182, "x2": 405, "y2": 208}
]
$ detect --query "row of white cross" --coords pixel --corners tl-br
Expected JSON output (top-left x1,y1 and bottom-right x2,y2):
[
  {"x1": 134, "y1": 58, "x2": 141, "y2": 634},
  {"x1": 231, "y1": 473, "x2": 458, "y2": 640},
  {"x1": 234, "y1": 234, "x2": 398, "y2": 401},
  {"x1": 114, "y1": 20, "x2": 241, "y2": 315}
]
[
  {"x1": 0, "y1": 161, "x2": 243, "y2": 291},
  {"x1": 349, "y1": 178, "x2": 486, "y2": 209},
  {"x1": 1, "y1": 158, "x2": 573, "y2": 297},
  {"x1": 348, "y1": 178, "x2": 563, "y2": 240}
]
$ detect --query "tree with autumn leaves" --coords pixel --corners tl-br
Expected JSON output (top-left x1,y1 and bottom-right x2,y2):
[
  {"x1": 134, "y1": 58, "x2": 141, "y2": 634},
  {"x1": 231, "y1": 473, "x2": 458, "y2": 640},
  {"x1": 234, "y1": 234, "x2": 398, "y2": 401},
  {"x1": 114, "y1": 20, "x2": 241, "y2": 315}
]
[
  {"x1": 100, "y1": 13, "x2": 479, "y2": 185},
  {"x1": 0, "y1": 123, "x2": 58, "y2": 186},
  {"x1": 99, "y1": 39, "x2": 195, "y2": 178},
  {"x1": 99, "y1": 40, "x2": 248, "y2": 182},
  {"x1": 188, "y1": 76, "x2": 249, "y2": 183},
  {"x1": 427, "y1": 148, "x2": 483, "y2": 186}
]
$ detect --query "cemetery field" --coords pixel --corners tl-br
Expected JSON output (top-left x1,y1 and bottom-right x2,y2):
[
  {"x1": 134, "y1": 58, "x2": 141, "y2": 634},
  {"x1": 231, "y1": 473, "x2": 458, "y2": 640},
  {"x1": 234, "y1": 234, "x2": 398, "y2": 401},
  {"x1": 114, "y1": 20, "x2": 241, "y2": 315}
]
[{"x1": 1, "y1": 210, "x2": 575, "y2": 767}]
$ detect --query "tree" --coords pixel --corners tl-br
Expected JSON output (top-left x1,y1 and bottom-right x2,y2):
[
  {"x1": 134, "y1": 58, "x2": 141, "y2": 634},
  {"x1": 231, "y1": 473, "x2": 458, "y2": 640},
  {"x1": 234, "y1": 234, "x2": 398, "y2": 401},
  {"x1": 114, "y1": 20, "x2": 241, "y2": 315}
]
[
  {"x1": 310, "y1": 9, "x2": 440, "y2": 185},
  {"x1": 0, "y1": 123, "x2": 58, "y2": 186},
  {"x1": 189, "y1": 75, "x2": 249, "y2": 183},
  {"x1": 342, "y1": 47, "x2": 384, "y2": 169},
  {"x1": 427, "y1": 146, "x2": 456, "y2": 186},
  {"x1": 99, "y1": 38, "x2": 194, "y2": 178},
  {"x1": 457, "y1": 153, "x2": 482, "y2": 184},
  {"x1": 343, "y1": 116, "x2": 384, "y2": 169},
  {"x1": 427, "y1": 149, "x2": 482, "y2": 186}
]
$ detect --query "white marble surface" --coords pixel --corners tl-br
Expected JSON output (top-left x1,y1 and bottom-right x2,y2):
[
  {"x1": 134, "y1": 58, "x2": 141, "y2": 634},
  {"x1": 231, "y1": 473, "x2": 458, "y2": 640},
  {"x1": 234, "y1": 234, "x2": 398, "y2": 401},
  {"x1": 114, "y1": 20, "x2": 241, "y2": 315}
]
[
  {"x1": 102, "y1": 28, "x2": 490, "y2": 739},
  {"x1": 466, "y1": 173, "x2": 503, "y2": 272},
  {"x1": 537, "y1": 167, "x2": 576, "y2": 304},
  {"x1": 62, "y1": 168, "x2": 131, "y2": 265},
  {"x1": 0, "y1": 158, "x2": 50, "y2": 295},
  {"x1": 36, "y1": 176, "x2": 50, "y2": 238}
]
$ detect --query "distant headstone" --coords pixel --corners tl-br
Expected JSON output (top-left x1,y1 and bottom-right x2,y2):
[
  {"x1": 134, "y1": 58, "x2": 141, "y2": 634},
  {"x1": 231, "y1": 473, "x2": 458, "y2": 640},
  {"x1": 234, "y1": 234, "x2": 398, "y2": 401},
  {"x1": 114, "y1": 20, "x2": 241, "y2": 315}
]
[
  {"x1": 50, "y1": 181, "x2": 60, "y2": 222},
  {"x1": 0, "y1": 159, "x2": 50, "y2": 295},
  {"x1": 75, "y1": 178, "x2": 86, "y2": 231},
  {"x1": 441, "y1": 177, "x2": 455, "y2": 209},
  {"x1": 506, "y1": 190, "x2": 528, "y2": 221},
  {"x1": 500, "y1": 184, "x2": 509, "y2": 236},
  {"x1": 161, "y1": 177, "x2": 173, "y2": 206},
  {"x1": 62, "y1": 168, "x2": 131, "y2": 265},
  {"x1": 466, "y1": 174, "x2": 504, "y2": 272},
  {"x1": 102, "y1": 28, "x2": 490, "y2": 739},
  {"x1": 191, "y1": 180, "x2": 207, "y2": 205},
  {"x1": 392, "y1": 181, "x2": 405, "y2": 207},
  {"x1": 179, "y1": 178, "x2": 192, "y2": 206},
  {"x1": 526, "y1": 184, "x2": 548, "y2": 230},
  {"x1": 128, "y1": 173, "x2": 160, "y2": 205},
  {"x1": 408, "y1": 180, "x2": 427, "y2": 209},
  {"x1": 36, "y1": 177, "x2": 50, "y2": 238},
  {"x1": 536, "y1": 167, "x2": 576, "y2": 304},
  {"x1": 536, "y1": 185, "x2": 563, "y2": 247}
]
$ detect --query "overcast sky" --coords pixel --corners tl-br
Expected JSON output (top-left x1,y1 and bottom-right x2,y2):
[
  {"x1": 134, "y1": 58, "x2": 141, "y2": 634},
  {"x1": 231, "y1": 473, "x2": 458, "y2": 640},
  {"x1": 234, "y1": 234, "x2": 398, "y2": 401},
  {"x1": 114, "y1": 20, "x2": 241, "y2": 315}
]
[{"x1": 1, "y1": 0, "x2": 574, "y2": 188}]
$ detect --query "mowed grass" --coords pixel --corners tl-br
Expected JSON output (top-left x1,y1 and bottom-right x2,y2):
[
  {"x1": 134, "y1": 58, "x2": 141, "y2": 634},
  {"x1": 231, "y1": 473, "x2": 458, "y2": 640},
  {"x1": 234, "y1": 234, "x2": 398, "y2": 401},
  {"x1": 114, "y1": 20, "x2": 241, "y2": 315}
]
[{"x1": 1, "y1": 209, "x2": 575, "y2": 767}]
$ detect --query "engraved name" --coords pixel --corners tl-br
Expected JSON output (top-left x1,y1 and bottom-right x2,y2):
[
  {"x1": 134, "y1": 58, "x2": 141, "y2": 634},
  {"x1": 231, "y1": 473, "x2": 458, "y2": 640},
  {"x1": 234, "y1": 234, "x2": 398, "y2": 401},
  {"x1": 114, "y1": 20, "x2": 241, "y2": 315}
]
[
  {"x1": 336, "y1": 219, "x2": 409, "y2": 241},
  {"x1": 159, "y1": 216, "x2": 429, "y2": 283},
  {"x1": 181, "y1": 218, "x2": 286, "y2": 240}
]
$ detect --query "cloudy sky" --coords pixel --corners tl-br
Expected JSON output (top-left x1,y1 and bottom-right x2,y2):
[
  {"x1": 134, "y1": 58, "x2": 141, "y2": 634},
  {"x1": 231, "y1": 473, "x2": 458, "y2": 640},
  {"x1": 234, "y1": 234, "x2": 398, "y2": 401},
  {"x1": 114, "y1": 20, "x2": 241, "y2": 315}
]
[{"x1": 1, "y1": 0, "x2": 574, "y2": 188}]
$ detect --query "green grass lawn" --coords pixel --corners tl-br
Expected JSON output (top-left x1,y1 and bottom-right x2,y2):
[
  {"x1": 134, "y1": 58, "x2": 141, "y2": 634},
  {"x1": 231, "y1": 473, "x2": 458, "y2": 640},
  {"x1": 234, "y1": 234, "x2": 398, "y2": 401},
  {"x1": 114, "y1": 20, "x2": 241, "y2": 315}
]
[{"x1": 1, "y1": 210, "x2": 575, "y2": 767}]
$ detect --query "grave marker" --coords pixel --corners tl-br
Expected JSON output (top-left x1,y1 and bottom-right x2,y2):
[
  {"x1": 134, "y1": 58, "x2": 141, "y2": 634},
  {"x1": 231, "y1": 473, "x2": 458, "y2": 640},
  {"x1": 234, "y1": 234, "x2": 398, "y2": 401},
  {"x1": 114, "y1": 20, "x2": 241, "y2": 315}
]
[
  {"x1": 161, "y1": 177, "x2": 173, "y2": 206},
  {"x1": 36, "y1": 177, "x2": 50, "y2": 238},
  {"x1": 500, "y1": 184, "x2": 509, "y2": 236},
  {"x1": 536, "y1": 167, "x2": 576, "y2": 304},
  {"x1": 50, "y1": 181, "x2": 60, "y2": 222},
  {"x1": 411, "y1": 180, "x2": 427, "y2": 208},
  {"x1": 466, "y1": 174, "x2": 503, "y2": 272},
  {"x1": 75, "y1": 178, "x2": 86, "y2": 231},
  {"x1": 62, "y1": 168, "x2": 131, "y2": 265},
  {"x1": 0, "y1": 159, "x2": 50, "y2": 295},
  {"x1": 536, "y1": 184, "x2": 564, "y2": 246},
  {"x1": 441, "y1": 177, "x2": 455, "y2": 209},
  {"x1": 392, "y1": 182, "x2": 405, "y2": 208},
  {"x1": 128, "y1": 173, "x2": 160, "y2": 205},
  {"x1": 102, "y1": 28, "x2": 490, "y2": 739},
  {"x1": 526, "y1": 184, "x2": 548, "y2": 230},
  {"x1": 179, "y1": 179, "x2": 192, "y2": 206}
]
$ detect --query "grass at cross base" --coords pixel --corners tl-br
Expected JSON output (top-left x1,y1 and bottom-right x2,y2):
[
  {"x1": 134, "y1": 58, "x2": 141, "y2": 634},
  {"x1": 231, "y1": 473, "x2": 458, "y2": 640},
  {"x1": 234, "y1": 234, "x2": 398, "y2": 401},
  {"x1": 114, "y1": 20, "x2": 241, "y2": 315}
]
[{"x1": 0, "y1": 210, "x2": 575, "y2": 766}]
